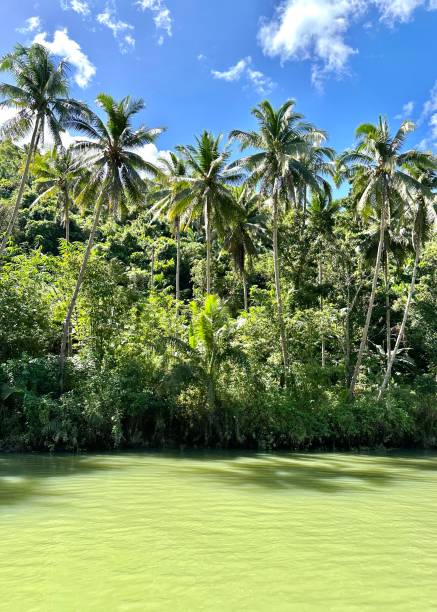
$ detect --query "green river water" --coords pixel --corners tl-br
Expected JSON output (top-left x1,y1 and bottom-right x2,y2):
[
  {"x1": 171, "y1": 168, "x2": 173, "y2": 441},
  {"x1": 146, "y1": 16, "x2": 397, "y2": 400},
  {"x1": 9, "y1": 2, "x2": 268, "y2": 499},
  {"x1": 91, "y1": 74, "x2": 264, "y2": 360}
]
[{"x1": 1, "y1": 452, "x2": 437, "y2": 611}]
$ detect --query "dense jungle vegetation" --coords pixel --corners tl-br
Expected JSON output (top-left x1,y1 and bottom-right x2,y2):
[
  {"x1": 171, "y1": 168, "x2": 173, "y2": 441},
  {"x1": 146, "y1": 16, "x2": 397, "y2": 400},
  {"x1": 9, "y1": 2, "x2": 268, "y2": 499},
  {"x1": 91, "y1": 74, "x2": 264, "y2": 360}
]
[{"x1": 0, "y1": 43, "x2": 436, "y2": 451}]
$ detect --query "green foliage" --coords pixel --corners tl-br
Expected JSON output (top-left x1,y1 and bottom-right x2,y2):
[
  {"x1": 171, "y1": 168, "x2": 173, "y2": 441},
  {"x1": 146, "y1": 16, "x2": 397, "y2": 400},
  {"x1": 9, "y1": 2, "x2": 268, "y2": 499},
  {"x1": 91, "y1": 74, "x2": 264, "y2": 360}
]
[{"x1": 0, "y1": 47, "x2": 436, "y2": 451}]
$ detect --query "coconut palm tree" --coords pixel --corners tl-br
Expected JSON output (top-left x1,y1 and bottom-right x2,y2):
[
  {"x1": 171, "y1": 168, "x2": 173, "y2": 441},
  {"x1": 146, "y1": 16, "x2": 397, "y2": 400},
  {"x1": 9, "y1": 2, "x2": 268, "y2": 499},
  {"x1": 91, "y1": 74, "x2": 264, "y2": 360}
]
[
  {"x1": 223, "y1": 186, "x2": 267, "y2": 311},
  {"x1": 378, "y1": 160, "x2": 437, "y2": 398},
  {"x1": 339, "y1": 116, "x2": 432, "y2": 398},
  {"x1": 309, "y1": 189, "x2": 340, "y2": 366},
  {"x1": 229, "y1": 99, "x2": 322, "y2": 378},
  {"x1": 59, "y1": 93, "x2": 164, "y2": 380},
  {"x1": 150, "y1": 152, "x2": 188, "y2": 304},
  {"x1": 174, "y1": 131, "x2": 243, "y2": 294},
  {"x1": 31, "y1": 146, "x2": 79, "y2": 241},
  {"x1": 0, "y1": 43, "x2": 89, "y2": 253}
]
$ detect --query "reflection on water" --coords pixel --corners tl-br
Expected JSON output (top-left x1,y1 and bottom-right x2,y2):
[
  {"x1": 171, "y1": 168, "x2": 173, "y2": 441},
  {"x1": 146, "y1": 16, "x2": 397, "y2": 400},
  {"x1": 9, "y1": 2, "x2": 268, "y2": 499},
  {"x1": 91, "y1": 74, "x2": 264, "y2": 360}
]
[{"x1": 1, "y1": 451, "x2": 437, "y2": 611}]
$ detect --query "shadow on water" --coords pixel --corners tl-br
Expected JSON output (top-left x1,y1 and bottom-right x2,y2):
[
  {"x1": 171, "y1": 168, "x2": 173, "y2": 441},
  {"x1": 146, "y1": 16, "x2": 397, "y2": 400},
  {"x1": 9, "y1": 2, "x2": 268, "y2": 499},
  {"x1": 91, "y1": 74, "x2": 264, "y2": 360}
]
[
  {"x1": 1, "y1": 451, "x2": 437, "y2": 507},
  {"x1": 172, "y1": 451, "x2": 437, "y2": 494},
  {"x1": 0, "y1": 455, "x2": 119, "y2": 508}
]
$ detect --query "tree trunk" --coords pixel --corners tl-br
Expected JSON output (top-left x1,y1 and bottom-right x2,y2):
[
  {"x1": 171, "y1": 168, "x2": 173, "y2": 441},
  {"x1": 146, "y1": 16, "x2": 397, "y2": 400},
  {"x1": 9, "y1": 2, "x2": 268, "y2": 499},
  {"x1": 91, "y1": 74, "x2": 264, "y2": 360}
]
[
  {"x1": 348, "y1": 208, "x2": 386, "y2": 399},
  {"x1": 59, "y1": 199, "x2": 102, "y2": 388},
  {"x1": 319, "y1": 259, "x2": 325, "y2": 367},
  {"x1": 378, "y1": 244, "x2": 421, "y2": 399},
  {"x1": 242, "y1": 270, "x2": 248, "y2": 311},
  {"x1": 150, "y1": 244, "x2": 155, "y2": 292},
  {"x1": 204, "y1": 197, "x2": 211, "y2": 294},
  {"x1": 0, "y1": 116, "x2": 40, "y2": 255},
  {"x1": 175, "y1": 217, "x2": 181, "y2": 303},
  {"x1": 64, "y1": 191, "x2": 70, "y2": 243},
  {"x1": 384, "y1": 245, "x2": 391, "y2": 366},
  {"x1": 272, "y1": 195, "x2": 289, "y2": 380}
]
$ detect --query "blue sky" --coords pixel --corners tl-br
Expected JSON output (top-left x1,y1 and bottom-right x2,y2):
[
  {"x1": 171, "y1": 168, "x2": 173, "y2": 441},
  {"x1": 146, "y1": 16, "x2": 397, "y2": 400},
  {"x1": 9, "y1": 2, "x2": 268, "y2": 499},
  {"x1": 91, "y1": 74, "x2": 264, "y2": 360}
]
[{"x1": 1, "y1": 0, "x2": 437, "y2": 164}]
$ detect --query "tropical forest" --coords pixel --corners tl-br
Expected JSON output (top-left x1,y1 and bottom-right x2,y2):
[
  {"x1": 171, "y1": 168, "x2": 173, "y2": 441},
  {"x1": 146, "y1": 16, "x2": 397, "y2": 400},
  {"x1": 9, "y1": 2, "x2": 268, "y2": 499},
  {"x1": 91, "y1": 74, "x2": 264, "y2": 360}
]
[{"x1": 1, "y1": 42, "x2": 436, "y2": 454}]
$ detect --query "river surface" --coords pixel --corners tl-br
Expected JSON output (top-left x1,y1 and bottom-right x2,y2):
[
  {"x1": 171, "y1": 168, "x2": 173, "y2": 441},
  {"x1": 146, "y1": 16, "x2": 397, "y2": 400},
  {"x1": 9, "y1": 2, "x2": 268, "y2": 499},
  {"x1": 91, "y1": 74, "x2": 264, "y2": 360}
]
[{"x1": 1, "y1": 452, "x2": 437, "y2": 611}]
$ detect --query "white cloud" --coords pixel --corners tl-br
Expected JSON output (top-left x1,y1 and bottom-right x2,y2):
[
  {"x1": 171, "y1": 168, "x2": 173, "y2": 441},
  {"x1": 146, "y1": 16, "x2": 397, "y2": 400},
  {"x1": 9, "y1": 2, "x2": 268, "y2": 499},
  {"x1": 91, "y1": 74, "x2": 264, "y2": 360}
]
[
  {"x1": 97, "y1": 3, "x2": 133, "y2": 36},
  {"x1": 62, "y1": 0, "x2": 91, "y2": 16},
  {"x1": 258, "y1": 0, "x2": 437, "y2": 88},
  {"x1": 422, "y1": 80, "x2": 437, "y2": 117},
  {"x1": 137, "y1": 143, "x2": 172, "y2": 171},
  {"x1": 375, "y1": 0, "x2": 424, "y2": 23},
  {"x1": 33, "y1": 29, "x2": 96, "y2": 88},
  {"x1": 136, "y1": 0, "x2": 172, "y2": 43},
  {"x1": 395, "y1": 100, "x2": 415, "y2": 119},
  {"x1": 125, "y1": 34, "x2": 136, "y2": 48},
  {"x1": 211, "y1": 56, "x2": 275, "y2": 95},
  {"x1": 247, "y1": 69, "x2": 275, "y2": 95},
  {"x1": 97, "y1": 2, "x2": 135, "y2": 52},
  {"x1": 212, "y1": 57, "x2": 251, "y2": 82},
  {"x1": 17, "y1": 16, "x2": 42, "y2": 34},
  {"x1": 419, "y1": 81, "x2": 437, "y2": 150}
]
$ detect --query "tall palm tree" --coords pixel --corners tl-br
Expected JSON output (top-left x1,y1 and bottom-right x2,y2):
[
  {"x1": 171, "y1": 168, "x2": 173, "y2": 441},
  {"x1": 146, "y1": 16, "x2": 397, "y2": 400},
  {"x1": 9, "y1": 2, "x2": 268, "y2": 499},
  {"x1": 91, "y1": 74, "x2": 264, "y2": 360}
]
[
  {"x1": 150, "y1": 152, "x2": 188, "y2": 304},
  {"x1": 378, "y1": 160, "x2": 437, "y2": 398},
  {"x1": 174, "y1": 131, "x2": 242, "y2": 294},
  {"x1": 230, "y1": 99, "x2": 321, "y2": 378},
  {"x1": 0, "y1": 43, "x2": 89, "y2": 253},
  {"x1": 339, "y1": 116, "x2": 431, "y2": 398},
  {"x1": 309, "y1": 190, "x2": 340, "y2": 366},
  {"x1": 223, "y1": 186, "x2": 267, "y2": 311},
  {"x1": 31, "y1": 146, "x2": 78, "y2": 241},
  {"x1": 59, "y1": 93, "x2": 164, "y2": 379}
]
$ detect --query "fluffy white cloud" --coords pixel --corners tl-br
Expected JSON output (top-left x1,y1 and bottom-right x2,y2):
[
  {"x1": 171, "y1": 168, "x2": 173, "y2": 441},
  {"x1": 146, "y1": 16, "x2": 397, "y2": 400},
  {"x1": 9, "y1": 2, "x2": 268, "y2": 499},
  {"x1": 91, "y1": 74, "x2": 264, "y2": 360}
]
[
  {"x1": 258, "y1": 0, "x2": 437, "y2": 88},
  {"x1": 17, "y1": 16, "x2": 42, "y2": 34},
  {"x1": 136, "y1": 0, "x2": 172, "y2": 42},
  {"x1": 259, "y1": 0, "x2": 365, "y2": 88},
  {"x1": 33, "y1": 29, "x2": 96, "y2": 88},
  {"x1": 137, "y1": 143, "x2": 172, "y2": 170},
  {"x1": 211, "y1": 57, "x2": 275, "y2": 95},
  {"x1": 212, "y1": 57, "x2": 251, "y2": 82}
]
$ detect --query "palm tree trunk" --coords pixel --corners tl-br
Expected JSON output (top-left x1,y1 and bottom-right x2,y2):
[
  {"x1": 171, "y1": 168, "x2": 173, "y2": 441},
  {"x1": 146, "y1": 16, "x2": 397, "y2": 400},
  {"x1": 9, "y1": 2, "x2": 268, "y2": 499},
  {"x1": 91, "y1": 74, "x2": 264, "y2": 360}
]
[
  {"x1": 378, "y1": 244, "x2": 421, "y2": 399},
  {"x1": 175, "y1": 217, "x2": 181, "y2": 303},
  {"x1": 242, "y1": 271, "x2": 248, "y2": 311},
  {"x1": 272, "y1": 195, "x2": 289, "y2": 380},
  {"x1": 150, "y1": 245, "x2": 155, "y2": 292},
  {"x1": 59, "y1": 198, "x2": 102, "y2": 388},
  {"x1": 0, "y1": 116, "x2": 40, "y2": 255},
  {"x1": 204, "y1": 197, "x2": 211, "y2": 294},
  {"x1": 64, "y1": 192, "x2": 70, "y2": 243},
  {"x1": 348, "y1": 209, "x2": 386, "y2": 399},
  {"x1": 384, "y1": 246, "x2": 391, "y2": 366},
  {"x1": 319, "y1": 259, "x2": 325, "y2": 367}
]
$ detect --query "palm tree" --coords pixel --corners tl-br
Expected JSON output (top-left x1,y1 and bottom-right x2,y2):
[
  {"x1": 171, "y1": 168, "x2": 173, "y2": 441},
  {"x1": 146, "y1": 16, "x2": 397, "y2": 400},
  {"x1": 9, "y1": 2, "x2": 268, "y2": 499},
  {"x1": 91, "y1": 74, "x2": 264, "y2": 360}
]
[
  {"x1": 339, "y1": 116, "x2": 432, "y2": 398},
  {"x1": 0, "y1": 43, "x2": 89, "y2": 253},
  {"x1": 378, "y1": 160, "x2": 437, "y2": 398},
  {"x1": 59, "y1": 93, "x2": 164, "y2": 380},
  {"x1": 309, "y1": 190, "x2": 340, "y2": 366},
  {"x1": 150, "y1": 152, "x2": 188, "y2": 304},
  {"x1": 31, "y1": 146, "x2": 78, "y2": 241},
  {"x1": 174, "y1": 131, "x2": 242, "y2": 294},
  {"x1": 230, "y1": 99, "x2": 322, "y2": 378},
  {"x1": 223, "y1": 186, "x2": 267, "y2": 311},
  {"x1": 169, "y1": 294, "x2": 245, "y2": 411}
]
